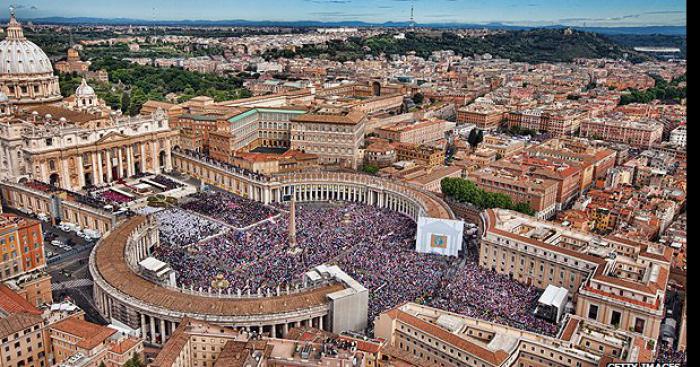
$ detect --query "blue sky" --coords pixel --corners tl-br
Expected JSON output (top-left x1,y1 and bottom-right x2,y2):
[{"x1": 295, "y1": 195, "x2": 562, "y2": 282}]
[{"x1": 7, "y1": 0, "x2": 686, "y2": 26}]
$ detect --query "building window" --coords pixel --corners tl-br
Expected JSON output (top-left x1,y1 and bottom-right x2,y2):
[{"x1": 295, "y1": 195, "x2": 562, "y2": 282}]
[
  {"x1": 634, "y1": 318, "x2": 646, "y2": 333},
  {"x1": 611, "y1": 310, "x2": 622, "y2": 328},
  {"x1": 588, "y1": 304, "x2": 598, "y2": 320}
]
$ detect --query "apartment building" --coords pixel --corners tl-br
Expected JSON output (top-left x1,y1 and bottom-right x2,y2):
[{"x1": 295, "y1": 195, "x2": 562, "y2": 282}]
[
  {"x1": 490, "y1": 154, "x2": 583, "y2": 210},
  {"x1": 0, "y1": 284, "x2": 48, "y2": 367},
  {"x1": 580, "y1": 116, "x2": 664, "y2": 148},
  {"x1": 0, "y1": 214, "x2": 51, "y2": 307},
  {"x1": 480, "y1": 135, "x2": 525, "y2": 158},
  {"x1": 669, "y1": 125, "x2": 686, "y2": 147},
  {"x1": 506, "y1": 107, "x2": 587, "y2": 136},
  {"x1": 393, "y1": 143, "x2": 445, "y2": 167},
  {"x1": 456, "y1": 103, "x2": 508, "y2": 130},
  {"x1": 530, "y1": 138, "x2": 617, "y2": 180}
]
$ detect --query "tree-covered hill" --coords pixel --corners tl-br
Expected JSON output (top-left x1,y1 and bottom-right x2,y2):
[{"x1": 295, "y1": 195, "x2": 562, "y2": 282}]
[{"x1": 265, "y1": 28, "x2": 652, "y2": 63}]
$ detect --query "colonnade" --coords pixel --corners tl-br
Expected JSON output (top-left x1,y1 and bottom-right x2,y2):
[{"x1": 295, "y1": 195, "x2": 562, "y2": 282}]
[{"x1": 93, "y1": 283, "x2": 331, "y2": 346}]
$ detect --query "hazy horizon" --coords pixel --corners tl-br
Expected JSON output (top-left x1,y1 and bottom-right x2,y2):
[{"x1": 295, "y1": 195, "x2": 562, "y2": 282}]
[{"x1": 7, "y1": 0, "x2": 686, "y2": 27}]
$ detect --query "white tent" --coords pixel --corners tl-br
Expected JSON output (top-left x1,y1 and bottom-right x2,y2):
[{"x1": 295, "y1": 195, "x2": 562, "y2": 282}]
[{"x1": 535, "y1": 285, "x2": 569, "y2": 323}]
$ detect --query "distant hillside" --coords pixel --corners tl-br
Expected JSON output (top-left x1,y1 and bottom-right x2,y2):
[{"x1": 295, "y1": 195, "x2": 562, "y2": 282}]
[
  {"x1": 265, "y1": 28, "x2": 652, "y2": 63},
  {"x1": 18, "y1": 16, "x2": 686, "y2": 35}
]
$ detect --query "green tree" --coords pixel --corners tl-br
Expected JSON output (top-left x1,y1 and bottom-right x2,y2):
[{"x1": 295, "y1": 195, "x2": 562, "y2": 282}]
[
  {"x1": 120, "y1": 91, "x2": 131, "y2": 114},
  {"x1": 467, "y1": 129, "x2": 484, "y2": 149},
  {"x1": 361, "y1": 165, "x2": 379, "y2": 175},
  {"x1": 412, "y1": 92, "x2": 424, "y2": 105},
  {"x1": 128, "y1": 88, "x2": 148, "y2": 116},
  {"x1": 441, "y1": 177, "x2": 536, "y2": 216},
  {"x1": 467, "y1": 129, "x2": 478, "y2": 148}
]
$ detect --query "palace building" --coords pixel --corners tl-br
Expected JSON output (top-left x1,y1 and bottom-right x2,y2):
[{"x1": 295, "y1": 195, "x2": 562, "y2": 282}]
[{"x1": 481, "y1": 208, "x2": 672, "y2": 340}]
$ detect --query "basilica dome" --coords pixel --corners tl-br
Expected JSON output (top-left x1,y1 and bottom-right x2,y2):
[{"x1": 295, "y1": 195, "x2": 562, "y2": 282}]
[
  {"x1": 0, "y1": 12, "x2": 62, "y2": 104},
  {"x1": 0, "y1": 25, "x2": 53, "y2": 74},
  {"x1": 75, "y1": 78, "x2": 95, "y2": 97}
]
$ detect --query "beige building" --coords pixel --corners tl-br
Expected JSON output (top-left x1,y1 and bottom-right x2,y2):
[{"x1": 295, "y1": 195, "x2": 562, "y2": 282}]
[
  {"x1": 375, "y1": 120, "x2": 447, "y2": 145},
  {"x1": 374, "y1": 302, "x2": 655, "y2": 367},
  {"x1": 290, "y1": 110, "x2": 366, "y2": 169},
  {"x1": 393, "y1": 143, "x2": 444, "y2": 167},
  {"x1": 406, "y1": 165, "x2": 462, "y2": 193},
  {"x1": 480, "y1": 135, "x2": 525, "y2": 158},
  {"x1": 481, "y1": 209, "x2": 672, "y2": 340}
]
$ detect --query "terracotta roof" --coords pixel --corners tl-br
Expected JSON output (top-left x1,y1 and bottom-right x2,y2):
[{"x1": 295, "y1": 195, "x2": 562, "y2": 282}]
[
  {"x1": 150, "y1": 318, "x2": 192, "y2": 367},
  {"x1": 142, "y1": 100, "x2": 178, "y2": 110},
  {"x1": 0, "y1": 312, "x2": 43, "y2": 338},
  {"x1": 94, "y1": 216, "x2": 346, "y2": 317},
  {"x1": 51, "y1": 317, "x2": 117, "y2": 350},
  {"x1": 339, "y1": 336, "x2": 382, "y2": 354},
  {"x1": 291, "y1": 110, "x2": 366, "y2": 125},
  {"x1": 110, "y1": 337, "x2": 140, "y2": 354},
  {"x1": 213, "y1": 341, "x2": 252, "y2": 367},
  {"x1": 559, "y1": 318, "x2": 579, "y2": 341},
  {"x1": 0, "y1": 284, "x2": 42, "y2": 315}
]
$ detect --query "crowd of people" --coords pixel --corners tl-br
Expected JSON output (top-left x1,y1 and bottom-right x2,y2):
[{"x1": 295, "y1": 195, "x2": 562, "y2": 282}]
[
  {"x1": 151, "y1": 175, "x2": 184, "y2": 190},
  {"x1": 100, "y1": 189, "x2": 133, "y2": 204},
  {"x1": 180, "y1": 190, "x2": 278, "y2": 228},
  {"x1": 152, "y1": 195, "x2": 559, "y2": 336},
  {"x1": 656, "y1": 343, "x2": 687, "y2": 365},
  {"x1": 155, "y1": 208, "x2": 227, "y2": 247},
  {"x1": 429, "y1": 261, "x2": 558, "y2": 335}
]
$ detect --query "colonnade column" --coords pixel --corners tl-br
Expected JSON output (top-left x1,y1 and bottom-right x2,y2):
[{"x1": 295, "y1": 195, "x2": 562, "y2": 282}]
[
  {"x1": 160, "y1": 318, "x2": 167, "y2": 344},
  {"x1": 140, "y1": 144, "x2": 147, "y2": 174},
  {"x1": 140, "y1": 314, "x2": 147, "y2": 340},
  {"x1": 149, "y1": 316, "x2": 157, "y2": 344},
  {"x1": 152, "y1": 141, "x2": 161, "y2": 174},
  {"x1": 126, "y1": 145, "x2": 134, "y2": 177},
  {"x1": 105, "y1": 150, "x2": 113, "y2": 182},
  {"x1": 117, "y1": 148, "x2": 124, "y2": 179},
  {"x1": 164, "y1": 139, "x2": 173, "y2": 171},
  {"x1": 77, "y1": 155, "x2": 85, "y2": 189},
  {"x1": 61, "y1": 158, "x2": 71, "y2": 189},
  {"x1": 96, "y1": 151, "x2": 104, "y2": 184}
]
